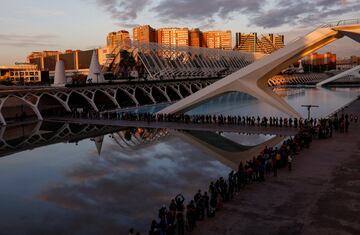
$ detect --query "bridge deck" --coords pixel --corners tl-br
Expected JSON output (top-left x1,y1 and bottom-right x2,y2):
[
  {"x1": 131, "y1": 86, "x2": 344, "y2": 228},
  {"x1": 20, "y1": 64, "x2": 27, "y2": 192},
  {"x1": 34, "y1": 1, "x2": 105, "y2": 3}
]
[{"x1": 46, "y1": 117, "x2": 299, "y2": 136}]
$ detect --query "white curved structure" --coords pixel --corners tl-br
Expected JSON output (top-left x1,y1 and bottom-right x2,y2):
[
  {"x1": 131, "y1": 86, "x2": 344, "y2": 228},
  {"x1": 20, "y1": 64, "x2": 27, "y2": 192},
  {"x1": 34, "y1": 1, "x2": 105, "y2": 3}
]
[
  {"x1": 159, "y1": 20, "x2": 360, "y2": 117},
  {"x1": 87, "y1": 50, "x2": 105, "y2": 84},
  {"x1": 316, "y1": 64, "x2": 360, "y2": 87},
  {"x1": 53, "y1": 60, "x2": 66, "y2": 87},
  {"x1": 0, "y1": 79, "x2": 215, "y2": 125}
]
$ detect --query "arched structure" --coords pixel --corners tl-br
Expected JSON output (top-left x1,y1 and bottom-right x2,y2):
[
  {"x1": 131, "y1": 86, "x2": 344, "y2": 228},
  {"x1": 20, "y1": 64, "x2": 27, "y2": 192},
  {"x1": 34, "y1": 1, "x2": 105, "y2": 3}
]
[
  {"x1": 104, "y1": 42, "x2": 259, "y2": 81},
  {"x1": 173, "y1": 130, "x2": 286, "y2": 170},
  {"x1": 159, "y1": 20, "x2": 360, "y2": 117},
  {"x1": 0, "y1": 79, "x2": 215, "y2": 125},
  {"x1": 0, "y1": 121, "x2": 172, "y2": 158}
]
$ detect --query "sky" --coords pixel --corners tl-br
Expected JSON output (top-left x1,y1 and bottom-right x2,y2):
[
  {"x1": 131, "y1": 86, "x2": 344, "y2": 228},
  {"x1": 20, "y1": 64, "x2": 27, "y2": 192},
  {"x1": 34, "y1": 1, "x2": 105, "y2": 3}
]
[{"x1": 0, "y1": 0, "x2": 359, "y2": 65}]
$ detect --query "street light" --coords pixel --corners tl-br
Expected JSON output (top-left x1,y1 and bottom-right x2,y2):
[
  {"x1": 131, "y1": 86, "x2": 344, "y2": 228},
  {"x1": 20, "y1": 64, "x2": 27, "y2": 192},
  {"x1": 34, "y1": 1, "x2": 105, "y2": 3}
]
[{"x1": 301, "y1": 105, "x2": 319, "y2": 120}]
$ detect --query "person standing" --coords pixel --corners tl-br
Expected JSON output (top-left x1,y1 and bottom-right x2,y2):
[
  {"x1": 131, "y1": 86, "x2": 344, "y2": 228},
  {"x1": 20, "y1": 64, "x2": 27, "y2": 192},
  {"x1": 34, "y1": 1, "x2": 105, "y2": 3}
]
[
  {"x1": 288, "y1": 155, "x2": 293, "y2": 171},
  {"x1": 272, "y1": 156, "x2": 277, "y2": 177}
]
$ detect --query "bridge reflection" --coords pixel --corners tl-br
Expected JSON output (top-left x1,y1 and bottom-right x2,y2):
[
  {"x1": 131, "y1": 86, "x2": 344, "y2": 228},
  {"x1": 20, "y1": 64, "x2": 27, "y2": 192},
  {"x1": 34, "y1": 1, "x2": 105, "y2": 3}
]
[
  {"x1": 0, "y1": 121, "x2": 121, "y2": 157},
  {"x1": 173, "y1": 131, "x2": 285, "y2": 169},
  {"x1": 0, "y1": 122, "x2": 287, "y2": 170},
  {"x1": 0, "y1": 121, "x2": 170, "y2": 158}
]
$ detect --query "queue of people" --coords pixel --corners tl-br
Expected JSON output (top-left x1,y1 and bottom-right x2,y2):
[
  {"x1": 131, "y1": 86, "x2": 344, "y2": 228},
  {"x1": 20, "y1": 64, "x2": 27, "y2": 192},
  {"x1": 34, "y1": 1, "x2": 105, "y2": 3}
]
[
  {"x1": 67, "y1": 107, "x2": 360, "y2": 132},
  {"x1": 130, "y1": 119, "x2": 349, "y2": 235}
]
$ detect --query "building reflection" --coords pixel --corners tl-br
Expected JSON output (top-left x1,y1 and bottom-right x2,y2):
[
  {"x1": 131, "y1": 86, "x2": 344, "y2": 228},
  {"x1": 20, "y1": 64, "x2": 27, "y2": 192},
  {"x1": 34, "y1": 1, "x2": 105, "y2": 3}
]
[
  {"x1": 0, "y1": 121, "x2": 285, "y2": 170},
  {"x1": 0, "y1": 121, "x2": 286, "y2": 234}
]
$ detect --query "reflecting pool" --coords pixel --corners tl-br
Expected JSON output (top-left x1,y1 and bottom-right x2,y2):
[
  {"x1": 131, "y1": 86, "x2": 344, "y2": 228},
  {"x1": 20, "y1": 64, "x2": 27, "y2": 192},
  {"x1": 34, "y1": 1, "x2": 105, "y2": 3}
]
[
  {"x1": 0, "y1": 87, "x2": 359, "y2": 234},
  {"x1": 123, "y1": 87, "x2": 360, "y2": 118},
  {"x1": 1, "y1": 122, "x2": 273, "y2": 234}
]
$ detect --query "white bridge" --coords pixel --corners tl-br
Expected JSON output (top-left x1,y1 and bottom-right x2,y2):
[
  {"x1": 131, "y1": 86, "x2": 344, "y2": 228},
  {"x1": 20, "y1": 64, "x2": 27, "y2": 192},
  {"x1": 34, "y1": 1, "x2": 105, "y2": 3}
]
[
  {"x1": 317, "y1": 64, "x2": 360, "y2": 87},
  {"x1": 0, "y1": 79, "x2": 217, "y2": 125},
  {"x1": 159, "y1": 19, "x2": 360, "y2": 117},
  {"x1": 1, "y1": 19, "x2": 359, "y2": 125}
]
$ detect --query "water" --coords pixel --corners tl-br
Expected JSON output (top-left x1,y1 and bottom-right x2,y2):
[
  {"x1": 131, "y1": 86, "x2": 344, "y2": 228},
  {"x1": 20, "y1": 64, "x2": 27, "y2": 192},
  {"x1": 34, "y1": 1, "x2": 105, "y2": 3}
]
[
  {"x1": 124, "y1": 87, "x2": 360, "y2": 118},
  {"x1": 0, "y1": 129, "x2": 234, "y2": 234},
  {"x1": 0, "y1": 87, "x2": 359, "y2": 234}
]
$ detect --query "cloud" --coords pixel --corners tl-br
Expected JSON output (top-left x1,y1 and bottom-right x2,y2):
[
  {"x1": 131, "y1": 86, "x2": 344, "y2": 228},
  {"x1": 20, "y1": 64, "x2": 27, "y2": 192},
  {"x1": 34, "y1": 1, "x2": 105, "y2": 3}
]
[
  {"x1": 152, "y1": 0, "x2": 262, "y2": 23},
  {"x1": 0, "y1": 34, "x2": 58, "y2": 48},
  {"x1": 153, "y1": 0, "x2": 360, "y2": 29},
  {"x1": 39, "y1": 135, "x2": 231, "y2": 233},
  {"x1": 95, "y1": 0, "x2": 358, "y2": 29},
  {"x1": 96, "y1": 0, "x2": 151, "y2": 28},
  {"x1": 250, "y1": 0, "x2": 360, "y2": 28}
]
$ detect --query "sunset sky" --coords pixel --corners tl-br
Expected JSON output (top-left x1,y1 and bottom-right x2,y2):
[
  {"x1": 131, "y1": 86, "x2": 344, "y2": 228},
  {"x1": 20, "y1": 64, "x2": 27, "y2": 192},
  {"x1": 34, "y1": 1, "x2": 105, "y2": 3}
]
[{"x1": 0, "y1": 0, "x2": 359, "y2": 65}]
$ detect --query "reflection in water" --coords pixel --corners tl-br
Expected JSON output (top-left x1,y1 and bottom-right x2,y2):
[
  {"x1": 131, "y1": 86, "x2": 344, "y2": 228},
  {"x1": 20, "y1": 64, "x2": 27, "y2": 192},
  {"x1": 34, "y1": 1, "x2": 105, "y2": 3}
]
[
  {"x1": 1, "y1": 87, "x2": 358, "y2": 234},
  {"x1": 39, "y1": 136, "x2": 230, "y2": 234},
  {"x1": 188, "y1": 88, "x2": 360, "y2": 118},
  {"x1": 123, "y1": 87, "x2": 360, "y2": 119},
  {"x1": 0, "y1": 122, "x2": 280, "y2": 234}
]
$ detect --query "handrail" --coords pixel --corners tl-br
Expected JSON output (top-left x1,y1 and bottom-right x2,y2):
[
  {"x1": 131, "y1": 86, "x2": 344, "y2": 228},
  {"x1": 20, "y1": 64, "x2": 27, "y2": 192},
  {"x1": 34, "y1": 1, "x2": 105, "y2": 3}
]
[
  {"x1": 285, "y1": 18, "x2": 360, "y2": 46},
  {"x1": 319, "y1": 18, "x2": 360, "y2": 28}
]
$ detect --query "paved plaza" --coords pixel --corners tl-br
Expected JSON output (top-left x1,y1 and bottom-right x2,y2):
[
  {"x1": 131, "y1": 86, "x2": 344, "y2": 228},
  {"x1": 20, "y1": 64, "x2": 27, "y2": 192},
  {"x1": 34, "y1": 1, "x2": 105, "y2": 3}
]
[{"x1": 194, "y1": 99, "x2": 360, "y2": 235}]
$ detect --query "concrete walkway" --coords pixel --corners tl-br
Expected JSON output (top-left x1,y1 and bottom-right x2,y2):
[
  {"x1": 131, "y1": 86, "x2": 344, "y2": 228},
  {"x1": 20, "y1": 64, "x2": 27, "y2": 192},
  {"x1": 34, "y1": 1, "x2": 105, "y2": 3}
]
[
  {"x1": 46, "y1": 118, "x2": 298, "y2": 136},
  {"x1": 194, "y1": 99, "x2": 360, "y2": 235}
]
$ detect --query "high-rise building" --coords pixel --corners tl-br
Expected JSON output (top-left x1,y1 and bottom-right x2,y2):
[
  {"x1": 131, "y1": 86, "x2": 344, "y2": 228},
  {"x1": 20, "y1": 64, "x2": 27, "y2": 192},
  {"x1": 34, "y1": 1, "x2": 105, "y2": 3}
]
[
  {"x1": 235, "y1": 32, "x2": 284, "y2": 54},
  {"x1": 302, "y1": 52, "x2": 336, "y2": 72},
  {"x1": 273, "y1": 34, "x2": 285, "y2": 49},
  {"x1": 157, "y1": 28, "x2": 190, "y2": 47},
  {"x1": 203, "y1": 31, "x2": 232, "y2": 50},
  {"x1": 106, "y1": 30, "x2": 131, "y2": 51},
  {"x1": 189, "y1": 28, "x2": 202, "y2": 47},
  {"x1": 133, "y1": 25, "x2": 157, "y2": 44},
  {"x1": 236, "y1": 32, "x2": 259, "y2": 53}
]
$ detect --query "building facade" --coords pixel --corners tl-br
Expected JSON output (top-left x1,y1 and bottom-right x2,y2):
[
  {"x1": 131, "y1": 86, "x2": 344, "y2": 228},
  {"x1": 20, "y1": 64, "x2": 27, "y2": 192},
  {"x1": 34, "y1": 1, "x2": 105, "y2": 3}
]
[
  {"x1": 235, "y1": 32, "x2": 284, "y2": 54},
  {"x1": 157, "y1": 28, "x2": 190, "y2": 47},
  {"x1": 27, "y1": 49, "x2": 98, "y2": 71},
  {"x1": 336, "y1": 55, "x2": 360, "y2": 70},
  {"x1": 0, "y1": 64, "x2": 42, "y2": 84},
  {"x1": 302, "y1": 52, "x2": 337, "y2": 72},
  {"x1": 133, "y1": 25, "x2": 157, "y2": 44},
  {"x1": 203, "y1": 31, "x2": 232, "y2": 50},
  {"x1": 106, "y1": 30, "x2": 131, "y2": 51},
  {"x1": 189, "y1": 28, "x2": 202, "y2": 47}
]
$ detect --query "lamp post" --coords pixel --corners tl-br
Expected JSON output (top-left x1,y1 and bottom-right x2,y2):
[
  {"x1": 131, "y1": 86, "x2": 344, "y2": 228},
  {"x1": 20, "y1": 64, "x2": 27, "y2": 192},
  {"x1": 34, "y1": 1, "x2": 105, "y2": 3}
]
[{"x1": 301, "y1": 105, "x2": 319, "y2": 120}]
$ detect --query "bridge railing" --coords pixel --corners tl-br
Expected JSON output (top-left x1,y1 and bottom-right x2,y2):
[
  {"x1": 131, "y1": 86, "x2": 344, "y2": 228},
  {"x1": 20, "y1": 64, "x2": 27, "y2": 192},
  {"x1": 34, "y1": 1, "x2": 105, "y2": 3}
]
[
  {"x1": 319, "y1": 18, "x2": 360, "y2": 28},
  {"x1": 284, "y1": 18, "x2": 360, "y2": 48}
]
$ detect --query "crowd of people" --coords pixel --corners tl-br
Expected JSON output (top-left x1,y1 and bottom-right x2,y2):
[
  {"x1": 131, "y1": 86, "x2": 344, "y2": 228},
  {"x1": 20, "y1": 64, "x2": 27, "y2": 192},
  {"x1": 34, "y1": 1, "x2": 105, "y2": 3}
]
[
  {"x1": 60, "y1": 106, "x2": 357, "y2": 235},
  {"x1": 126, "y1": 114, "x2": 356, "y2": 235},
  {"x1": 68, "y1": 108, "x2": 358, "y2": 132}
]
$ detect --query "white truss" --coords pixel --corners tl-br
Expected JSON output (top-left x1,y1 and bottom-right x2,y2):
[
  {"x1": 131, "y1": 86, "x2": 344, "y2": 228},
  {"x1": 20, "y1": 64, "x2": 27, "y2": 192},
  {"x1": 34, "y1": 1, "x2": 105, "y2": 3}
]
[
  {"x1": 104, "y1": 42, "x2": 256, "y2": 81},
  {"x1": 159, "y1": 19, "x2": 360, "y2": 117},
  {"x1": 0, "y1": 122, "x2": 169, "y2": 156},
  {"x1": 0, "y1": 79, "x2": 214, "y2": 125}
]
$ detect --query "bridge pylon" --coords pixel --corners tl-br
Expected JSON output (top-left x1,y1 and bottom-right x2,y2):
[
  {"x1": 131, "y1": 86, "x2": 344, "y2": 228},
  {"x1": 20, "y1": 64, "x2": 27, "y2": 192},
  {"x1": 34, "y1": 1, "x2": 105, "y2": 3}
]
[{"x1": 159, "y1": 19, "x2": 360, "y2": 117}]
